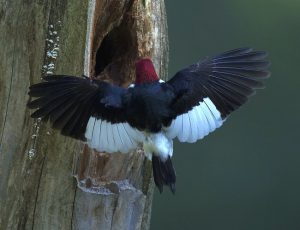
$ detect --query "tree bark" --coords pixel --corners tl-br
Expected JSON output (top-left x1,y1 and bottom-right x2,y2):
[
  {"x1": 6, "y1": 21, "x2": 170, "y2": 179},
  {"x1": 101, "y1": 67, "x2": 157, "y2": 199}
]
[{"x1": 0, "y1": 0, "x2": 168, "y2": 229}]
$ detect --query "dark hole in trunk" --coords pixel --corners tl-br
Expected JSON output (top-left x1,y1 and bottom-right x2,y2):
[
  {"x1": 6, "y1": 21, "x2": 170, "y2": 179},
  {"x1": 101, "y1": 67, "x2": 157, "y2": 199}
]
[{"x1": 94, "y1": 19, "x2": 137, "y2": 85}]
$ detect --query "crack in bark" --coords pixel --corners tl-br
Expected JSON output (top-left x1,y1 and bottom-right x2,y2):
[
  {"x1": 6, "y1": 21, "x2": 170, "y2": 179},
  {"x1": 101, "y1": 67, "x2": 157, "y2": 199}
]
[
  {"x1": 31, "y1": 154, "x2": 46, "y2": 230},
  {"x1": 30, "y1": 5, "x2": 54, "y2": 228},
  {"x1": 70, "y1": 186, "x2": 78, "y2": 230},
  {"x1": 0, "y1": 65, "x2": 13, "y2": 150},
  {"x1": 109, "y1": 197, "x2": 119, "y2": 229},
  {"x1": 0, "y1": 5, "x2": 21, "y2": 151}
]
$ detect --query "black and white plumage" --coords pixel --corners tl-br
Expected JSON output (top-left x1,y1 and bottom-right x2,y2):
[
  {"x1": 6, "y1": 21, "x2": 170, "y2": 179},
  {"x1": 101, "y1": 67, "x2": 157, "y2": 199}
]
[{"x1": 27, "y1": 48, "x2": 270, "y2": 193}]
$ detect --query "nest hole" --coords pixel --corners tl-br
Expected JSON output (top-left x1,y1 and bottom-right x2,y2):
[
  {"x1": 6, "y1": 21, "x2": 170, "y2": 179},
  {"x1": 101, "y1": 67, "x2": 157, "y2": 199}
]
[{"x1": 94, "y1": 18, "x2": 138, "y2": 85}]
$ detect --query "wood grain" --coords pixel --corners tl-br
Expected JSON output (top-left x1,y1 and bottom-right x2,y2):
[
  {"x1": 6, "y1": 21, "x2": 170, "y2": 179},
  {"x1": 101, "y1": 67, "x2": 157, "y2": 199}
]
[{"x1": 0, "y1": 0, "x2": 168, "y2": 229}]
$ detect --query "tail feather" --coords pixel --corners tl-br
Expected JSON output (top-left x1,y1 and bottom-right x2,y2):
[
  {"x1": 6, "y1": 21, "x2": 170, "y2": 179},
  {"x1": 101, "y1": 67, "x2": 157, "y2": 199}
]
[{"x1": 152, "y1": 155, "x2": 176, "y2": 194}]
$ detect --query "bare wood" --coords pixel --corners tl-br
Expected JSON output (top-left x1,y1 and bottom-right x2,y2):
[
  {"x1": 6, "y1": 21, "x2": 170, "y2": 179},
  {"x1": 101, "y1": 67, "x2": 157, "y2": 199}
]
[{"x1": 0, "y1": 0, "x2": 168, "y2": 229}]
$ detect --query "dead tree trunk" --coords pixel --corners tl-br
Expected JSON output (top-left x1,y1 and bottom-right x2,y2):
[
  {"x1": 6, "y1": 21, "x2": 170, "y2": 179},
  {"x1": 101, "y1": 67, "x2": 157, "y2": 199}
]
[{"x1": 0, "y1": 0, "x2": 168, "y2": 229}]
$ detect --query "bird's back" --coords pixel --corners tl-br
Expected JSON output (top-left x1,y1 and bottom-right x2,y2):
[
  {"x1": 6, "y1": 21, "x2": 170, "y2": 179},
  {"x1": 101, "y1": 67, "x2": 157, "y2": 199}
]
[{"x1": 124, "y1": 82, "x2": 174, "y2": 132}]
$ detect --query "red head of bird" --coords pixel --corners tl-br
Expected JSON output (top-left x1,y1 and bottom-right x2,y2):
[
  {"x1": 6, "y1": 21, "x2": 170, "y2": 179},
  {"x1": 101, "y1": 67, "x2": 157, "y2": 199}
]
[{"x1": 135, "y1": 58, "x2": 159, "y2": 84}]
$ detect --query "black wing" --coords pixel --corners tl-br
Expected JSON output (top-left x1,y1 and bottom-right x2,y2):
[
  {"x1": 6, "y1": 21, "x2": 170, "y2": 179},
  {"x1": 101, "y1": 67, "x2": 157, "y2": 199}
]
[
  {"x1": 166, "y1": 47, "x2": 270, "y2": 119},
  {"x1": 28, "y1": 75, "x2": 127, "y2": 140}
]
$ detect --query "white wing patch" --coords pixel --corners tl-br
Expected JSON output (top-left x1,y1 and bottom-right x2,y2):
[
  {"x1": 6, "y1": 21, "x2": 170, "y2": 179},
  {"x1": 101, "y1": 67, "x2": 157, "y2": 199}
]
[
  {"x1": 165, "y1": 98, "x2": 224, "y2": 143},
  {"x1": 85, "y1": 117, "x2": 145, "y2": 153}
]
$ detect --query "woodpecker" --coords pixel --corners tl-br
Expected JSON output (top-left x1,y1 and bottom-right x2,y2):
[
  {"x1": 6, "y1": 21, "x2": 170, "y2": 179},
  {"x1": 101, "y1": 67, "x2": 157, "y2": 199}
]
[{"x1": 27, "y1": 48, "x2": 270, "y2": 193}]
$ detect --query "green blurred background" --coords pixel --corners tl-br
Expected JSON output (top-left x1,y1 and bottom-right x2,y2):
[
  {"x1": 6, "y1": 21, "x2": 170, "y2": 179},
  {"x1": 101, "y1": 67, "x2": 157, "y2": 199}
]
[{"x1": 151, "y1": 0, "x2": 300, "y2": 229}]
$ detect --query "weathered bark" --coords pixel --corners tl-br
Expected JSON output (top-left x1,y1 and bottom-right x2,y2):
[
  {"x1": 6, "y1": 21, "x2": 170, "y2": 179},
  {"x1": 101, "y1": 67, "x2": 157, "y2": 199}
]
[{"x1": 0, "y1": 0, "x2": 168, "y2": 229}]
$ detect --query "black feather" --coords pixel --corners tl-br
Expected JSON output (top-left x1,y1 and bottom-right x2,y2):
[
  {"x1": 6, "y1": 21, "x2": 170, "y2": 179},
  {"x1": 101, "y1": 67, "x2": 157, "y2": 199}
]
[
  {"x1": 27, "y1": 48, "x2": 270, "y2": 144},
  {"x1": 214, "y1": 51, "x2": 268, "y2": 62},
  {"x1": 27, "y1": 75, "x2": 127, "y2": 140},
  {"x1": 152, "y1": 155, "x2": 176, "y2": 194},
  {"x1": 166, "y1": 48, "x2": 270, "y2": 118}
]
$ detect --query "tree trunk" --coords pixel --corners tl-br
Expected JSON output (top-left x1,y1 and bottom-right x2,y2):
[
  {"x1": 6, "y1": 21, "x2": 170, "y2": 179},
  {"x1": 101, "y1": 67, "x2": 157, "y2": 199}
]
[{"x1": 0, "y1": 0, "x2": 168, "y2": 229}]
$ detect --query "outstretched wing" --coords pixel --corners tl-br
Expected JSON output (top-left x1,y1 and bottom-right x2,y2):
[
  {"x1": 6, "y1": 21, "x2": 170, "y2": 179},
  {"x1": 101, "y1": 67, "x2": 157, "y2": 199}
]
[
  {"x1": 165, "y1": 48, "x2": 270, "y2": 143},
  {"x1": 28, "y1": 75, "x2": 144, "y2": 153}
]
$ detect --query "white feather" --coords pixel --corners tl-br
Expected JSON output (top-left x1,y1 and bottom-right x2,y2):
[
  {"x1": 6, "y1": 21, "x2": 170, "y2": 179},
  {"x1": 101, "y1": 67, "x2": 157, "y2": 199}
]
[
  {"x1": 194, "y1": 105, "x2": 205, "y2": 139},
  {"x1": 97, "y1": 120, "x2": 104, "y2": 151},
  {"x1": 196, "y1": 104, "x2": 210, "y2": 137},
  {"x1": 181, "y1": 113, "x2": 191, "y2": 142},
  {"x1": 193, "y1": 107, "x2": 202, "y2": 139},
  {"x1": 112, "y1": 124, "x2": 123, "y2": 152},
  {"x1": 173, "y1": 117, "x2": 182, "y2": 138},
  {"x1": 99, "y1": 120, "x2": 108, "y2": 152},
  {"x1": 200, "y1": 101, "x2": 216, "y2": 132},
  {"x1": 177, "y1": 114, "x2": 187, "y2": 142},
  {"x1": 91, "y1": 119, "x2": 101, "y2": 148},
  {"x1": 143, "y1": 132, "x2": 173, "y2": 160},
  {"x1": 124, "y1": 123, "x2": 145, "y2": 149},
  {"x1": 115, "y1": 124, "x2": 127, "y2": 153},
  {"x1": 85, "y1": 117, "x2": 145, "y2": 153},
  {"x1": 204, "y1": 98, "x2": 223, "y2": 128},
  {"x1": 165, "y1": 97, "x2": 224, "y2": 143},
  {"x1": 186, "y1": 109, "x2": 198, "y2": 143},
  {"x1": 120, "y1": 123, "x2": 135, "y2": 152},
  {"x1": 193, "y1": 108, "x2": 201, "y2": 141},
  {"x1": 105, "y1": 122, "x2": 116, "y2": 153},
  {"x1": 85, "y1": 117, "x2": 95, "y2": 140},
  {"x1": 166, "y1": 116, "x2": 180, "y2": 139},
  {"x1": 123, "y1": 123, "x2": 145, "y2": 143}
]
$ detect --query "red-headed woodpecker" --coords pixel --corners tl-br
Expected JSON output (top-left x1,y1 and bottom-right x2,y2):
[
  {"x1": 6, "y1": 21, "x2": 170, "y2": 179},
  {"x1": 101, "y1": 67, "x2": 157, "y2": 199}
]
[{"x1": 27, "y1": 48, "x2": 270, "y2": 193}]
